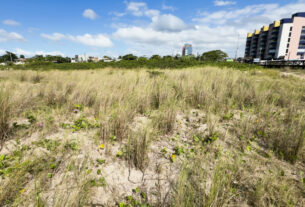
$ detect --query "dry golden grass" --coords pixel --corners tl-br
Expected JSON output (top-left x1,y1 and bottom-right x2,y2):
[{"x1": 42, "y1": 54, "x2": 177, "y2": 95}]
[{"x1": 0, "y1": 67, "x2": 305, "y2": 206}]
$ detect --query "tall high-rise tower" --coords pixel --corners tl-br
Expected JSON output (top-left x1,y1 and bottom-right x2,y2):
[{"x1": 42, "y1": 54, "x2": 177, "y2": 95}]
[{"x1": 182, "y1": 44, "x2": 192, "y2": 56}]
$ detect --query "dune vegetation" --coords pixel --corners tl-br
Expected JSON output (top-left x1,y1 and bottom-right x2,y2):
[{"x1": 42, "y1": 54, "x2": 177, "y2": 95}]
[{"x1": 0, "y1": 67, "x2": 305, "y2": 206}]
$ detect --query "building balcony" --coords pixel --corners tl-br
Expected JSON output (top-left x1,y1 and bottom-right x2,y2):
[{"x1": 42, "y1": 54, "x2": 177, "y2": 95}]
[{"x1": 298, "y1": 48, "x2": 305, "y2": 52}]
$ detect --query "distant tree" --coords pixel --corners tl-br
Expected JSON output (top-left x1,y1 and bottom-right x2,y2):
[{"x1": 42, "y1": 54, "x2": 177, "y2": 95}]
[
  {"x1": 201, "y1": 50, "x2": 228, "y2": 62},
  {"x1": 150, "y1": 55, "x2": 161, "y2": 60},
  {"x1": 181, "y1": 55, "x2": 195, "y2": 61},
  {"x1": 0, "y1": 51, "x2": 18, "y2": 62},
  {"x1": 103, "y1": 56, "x2": 112, "y2": 60},
  {"x1": 25, "y1": 55, "x2": 70, "y2": 63},
  {"x1": 122, "y1": 54, "x2": 137, "y2": 61},
  {"x1": 163, "y1": 55, "x2": 173, "y2": 60},
  {"x1": 174, "y1": 54, "x2": 181, "y2": 60},
  {"x1": 137, "y1": 57, "x2": 148, "y2": 62},
  {"x1": 33, "y1": 55, "x2": 44, "y2": 61},
  {"x1": 20, "y1": 54, "x2": 25, "y2": 59}
]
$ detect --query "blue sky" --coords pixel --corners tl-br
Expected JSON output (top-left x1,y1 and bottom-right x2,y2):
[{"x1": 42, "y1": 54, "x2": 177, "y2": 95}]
[{"x1": 0, "y1": 0, "x2": 304, "y2": 58}]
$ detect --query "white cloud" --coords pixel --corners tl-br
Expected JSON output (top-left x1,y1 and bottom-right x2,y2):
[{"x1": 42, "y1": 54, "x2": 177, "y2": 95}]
[
  {"x1": 214, "y1": 1, "x2": 236, "y2": 6},
  {"x1": 83, "y1": 9, "x2": 98, "y2": 20},
  {"x1": 151, "y1": 14, "x2": 189, "y2": 32},
  {"x1": 112, "y1": 12, "x2": 126, "y2": 17},
  {"x1": 14, "y1": 48, "x2": 65, "y2": 57},
  {"x1": 144, "y1": 9, "x2": 160, "y2": 17},
  {"x1": 114, "y1": 25, "x2": 237, "y2": 52},
  {"x1": 195, "y1": 4, "x2": 278, "y2": 25},
  {"x1": 14, "y1": 48, "x2": 34, "y2": 56},
  {"x1": 113, "y1": 1, "x2": 305, "y2": 57},
  {"x1": 125, "y1": 1, "x2": 160, "y2": 17},
  {"x1": 0, "y1": 49, "x2": 5, "y2": 55},
  {"x1": 41, "y1": 33, "x2": 65, "y2": 41},
  {"x1": 41, "y1": 33, "x2": 113, "y2": 47},
  {"x1": 0, "y1": 29, "x2": 25, "y2": 42},
  {"x1": 127, "y1": 2, "x2": 145, "y2": 10},
  {"x1": 67, "y1": 34, "x2": 113, "y2": 47},
  {"x1": 2, "y1": 19, "x2": 20, "y2": 26},
  {"x1": 194, "y1": 1, "x2": 305, "y2": 30},
  {"x1": 162, "y1": 3, "x2": 176, "y2": 11}
]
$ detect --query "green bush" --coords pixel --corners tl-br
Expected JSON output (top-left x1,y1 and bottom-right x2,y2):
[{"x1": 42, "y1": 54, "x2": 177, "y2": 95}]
[{"x1": 8, "y1": 59, "x2": 261, "y2": 71}]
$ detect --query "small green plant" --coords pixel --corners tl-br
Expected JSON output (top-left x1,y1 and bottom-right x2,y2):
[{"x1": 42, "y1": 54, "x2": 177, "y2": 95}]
[
  {"x1": 121, "y1": 188, "x2": 151, "y2": 207},
  {"x1": 64, "y1": 141, "x2": 78, "y2": 151},
  {"x1": 161, "y1": 147, "x2": 167, "y2": 154},
  {"x1": 140, "y1": 192, "x2": 146, "y2": 199},
  {"x1": 97, "y1": 169, "x2": 101, "y2": 175},
  {"x1": 67, "y1": 165, "x2": 73, "y2": 171},
  {"x1": 33, "y1": 139, "x2": 60, "y2": 152},
  {"x1": 47, "y1": 173, "x2": 52, "y2": 178},
  {"x1": 117, "y1": 150, "x2": 123, "y2": 157},
  {"x1": 86, "y1": 169, "x2": 92, "y2": 175},
  {"x1": 49, "y1": 163, "x2": 56, "y2": 169},
  {"x1": 193, "y1": 134, "x2": 200, "y2": 142},
  {"x1": 246, "y1": 145, "x2": 252, "y2": 151},
  {"x1": 0, "y1": 155, "x2": 7, "y2": 170},
  {"x1": 90, "y1": 177, "x2": 106, "y2": 187},
  {"x1": 72, "y1": 117, "x2": 89, "y2": 131},
  {"x1": 223, "y1": 113, "x2": 234, "y2": 121},
  {"x1": 110, "y1": 135, "x2": 117, "y2": 142},
  {"x1": 26, "y1": 113, "x2": 37, "y2": 124},
  {"x1": 72, "y1": 117, "x2": 98, "y2": 132},
  {"x1": 119, "y1": 202, "x2": 127, "y2": 207},
  {"x1": 174, "y1": 146, "x2": 184, "y2": 156},
  {"x1": 133, "y1": 187, "x2": 140, "y2": 193},
  {"x1": 96, "y1": 159, "x2": 105, "y2": 165},
  {"x1": 12, "y1": 122, "x2": 29, "y2": 130},
  {"x1": 206, "y1": 132, "x2": 219, "y2": 143},
  {"x1": 60, "y1": 123, "x2": 71, "y2": 129}
]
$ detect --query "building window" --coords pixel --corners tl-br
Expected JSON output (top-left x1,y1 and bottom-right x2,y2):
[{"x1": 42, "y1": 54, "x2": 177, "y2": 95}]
[
  {"x1": 287, "y1": 43, "x2": 290, "y2": 48},
  {"x1": 289, "y1": 32, "x2": 292, "y2": 37},
  {"x1": 288, "y1": 38, "x2": 291, "y2": 42},
  {"x1": 286, "y1": 49, "x2": 289, "y2": 53},
  {"x1": 290, "y1": 27, "x2": 293, "y2": 31}
]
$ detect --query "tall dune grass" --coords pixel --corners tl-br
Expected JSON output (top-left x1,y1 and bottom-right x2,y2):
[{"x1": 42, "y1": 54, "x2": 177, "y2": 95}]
[{"x1": 0, "y1": 67, "x2": 305, "y2": 206}]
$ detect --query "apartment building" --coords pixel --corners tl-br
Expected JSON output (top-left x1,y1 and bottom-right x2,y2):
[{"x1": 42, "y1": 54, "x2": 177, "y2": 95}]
[
  {"x1": 182, "y1": 44, "x2": 192, "y2": 56},
  {"x1": 244, "y1": 12, "x2": 305, "y2": 60}
]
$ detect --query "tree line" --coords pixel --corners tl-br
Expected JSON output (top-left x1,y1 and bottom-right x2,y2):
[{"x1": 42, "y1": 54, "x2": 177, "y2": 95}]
[
  {"x1": 0, "y1": 50, "x2": 258, "y2": 70},
  {"x1": 0, "y1": 51, "x2": 70, "y2": 63},
  {"x1": 0, "y1": 50, "x2": 228, "y2": 63}
]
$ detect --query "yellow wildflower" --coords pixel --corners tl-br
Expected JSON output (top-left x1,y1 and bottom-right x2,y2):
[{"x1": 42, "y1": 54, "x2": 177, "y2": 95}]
[
  {"x1": 19, "y1": 189, "x2": 25, "y2": 194},
  {"x1": 100, "y1": 144, "x2": 105, "y2": 149},
  {"x1": 171, "y1": 154, "x2": 176, "y2": 162}
]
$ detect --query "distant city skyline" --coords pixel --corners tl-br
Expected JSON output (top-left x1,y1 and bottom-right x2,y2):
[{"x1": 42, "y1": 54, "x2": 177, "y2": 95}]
[{"x1": 0, "y1": 0, "x2": 304, "y2": 58}]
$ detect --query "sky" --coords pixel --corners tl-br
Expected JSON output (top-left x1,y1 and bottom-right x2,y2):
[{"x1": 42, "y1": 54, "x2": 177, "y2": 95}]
[{"x1": 0, "y1": 0, "x2": 304, "y2": 58}]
